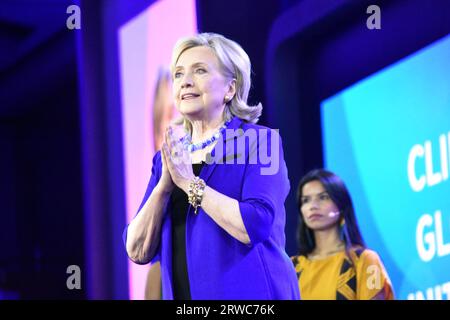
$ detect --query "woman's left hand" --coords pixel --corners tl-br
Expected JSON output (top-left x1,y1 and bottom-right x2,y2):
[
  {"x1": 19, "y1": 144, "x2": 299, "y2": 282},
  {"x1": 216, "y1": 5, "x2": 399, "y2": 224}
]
[{"x1": 162, "y1": 126, "x2": 195, "y2": 194}]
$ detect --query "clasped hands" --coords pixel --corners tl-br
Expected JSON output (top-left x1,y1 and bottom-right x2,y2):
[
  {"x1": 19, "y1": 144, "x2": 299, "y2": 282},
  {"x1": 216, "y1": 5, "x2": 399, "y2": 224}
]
[{"x1": 161, "y1": 126, "x2": 195, "y2": 194}]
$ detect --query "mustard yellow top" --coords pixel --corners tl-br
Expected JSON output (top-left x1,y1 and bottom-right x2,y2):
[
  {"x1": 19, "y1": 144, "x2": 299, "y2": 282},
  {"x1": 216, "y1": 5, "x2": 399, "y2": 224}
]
[{"x1": 291, "y1": 248, "x2": 394, "y2": 300}]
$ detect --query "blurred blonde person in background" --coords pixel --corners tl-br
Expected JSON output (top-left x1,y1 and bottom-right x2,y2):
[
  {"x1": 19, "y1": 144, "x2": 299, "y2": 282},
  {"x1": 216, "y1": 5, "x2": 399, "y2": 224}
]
[{"x1": 152, "y1": 68, "x2": 178, "y2": 151}]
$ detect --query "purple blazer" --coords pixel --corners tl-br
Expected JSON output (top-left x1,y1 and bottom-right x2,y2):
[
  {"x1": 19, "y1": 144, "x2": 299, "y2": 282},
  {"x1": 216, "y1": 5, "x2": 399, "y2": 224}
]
[{"x1": 125, "y1": 116, "x2": 300, "y2": 300}]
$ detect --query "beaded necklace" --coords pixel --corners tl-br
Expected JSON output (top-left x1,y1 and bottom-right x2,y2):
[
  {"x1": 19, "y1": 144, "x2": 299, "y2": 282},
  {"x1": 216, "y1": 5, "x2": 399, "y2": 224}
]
[{"x1": 181, "y1": 118, "x2": 232, "y2": 153}]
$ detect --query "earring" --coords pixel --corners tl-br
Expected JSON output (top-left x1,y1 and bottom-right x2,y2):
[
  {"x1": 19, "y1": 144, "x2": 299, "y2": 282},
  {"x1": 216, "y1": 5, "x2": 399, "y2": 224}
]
[
  {"x1": 224, "y1": 96, "x2": 229, "y2": 102},
  {"x1": 340, "y1": 217, "x2": 351, "y2": 246}
]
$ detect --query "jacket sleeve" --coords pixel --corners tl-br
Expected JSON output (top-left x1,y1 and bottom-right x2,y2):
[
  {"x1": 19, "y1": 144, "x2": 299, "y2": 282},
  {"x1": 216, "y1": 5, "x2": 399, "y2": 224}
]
[
  {"x1": 238, "y1": 129, "x2": 290, "y2": 245},
  {"x1": 122, "y1": 151, "x2": 163, "y2": 257}
]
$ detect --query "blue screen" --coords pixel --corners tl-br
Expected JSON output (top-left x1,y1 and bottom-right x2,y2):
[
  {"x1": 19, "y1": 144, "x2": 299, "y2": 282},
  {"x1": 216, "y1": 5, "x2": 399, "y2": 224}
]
[{"x1": 321, "y1": 34, "x2": 450, "y2": 300}]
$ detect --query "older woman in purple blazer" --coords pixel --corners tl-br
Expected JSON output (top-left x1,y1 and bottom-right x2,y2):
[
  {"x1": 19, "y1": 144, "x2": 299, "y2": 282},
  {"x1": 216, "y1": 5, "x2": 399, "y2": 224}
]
[{"x1": 124, "y1": 33, "x2": 300, "y2": 300}]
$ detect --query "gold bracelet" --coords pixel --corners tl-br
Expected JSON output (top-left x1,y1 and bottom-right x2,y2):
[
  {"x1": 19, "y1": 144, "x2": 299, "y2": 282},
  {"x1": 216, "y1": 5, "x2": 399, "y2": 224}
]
[{"x1": 188, "y1": 176, "x2": 206, "y2": 214}]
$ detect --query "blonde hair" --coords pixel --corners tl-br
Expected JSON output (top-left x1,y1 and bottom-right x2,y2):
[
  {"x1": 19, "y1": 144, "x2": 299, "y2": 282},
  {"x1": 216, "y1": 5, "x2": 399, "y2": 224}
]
[
  {"x1": 170, "y1": 32, "x2": 262, "y2": 133},
  {"x1": 152, "y1": 67, "x2": 174, "y2": 151}
]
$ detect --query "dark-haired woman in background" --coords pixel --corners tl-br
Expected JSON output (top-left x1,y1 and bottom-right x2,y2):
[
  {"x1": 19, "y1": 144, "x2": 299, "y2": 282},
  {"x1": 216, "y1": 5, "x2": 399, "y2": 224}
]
[{"x1": 291, "y1": 169, "x2": 394, "y2": 300}]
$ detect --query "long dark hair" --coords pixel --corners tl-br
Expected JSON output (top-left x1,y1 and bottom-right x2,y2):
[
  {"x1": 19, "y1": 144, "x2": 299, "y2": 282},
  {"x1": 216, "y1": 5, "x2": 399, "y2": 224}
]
[{"x1": 296, "y1": 169, "x2": 365, "y2": 257}]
